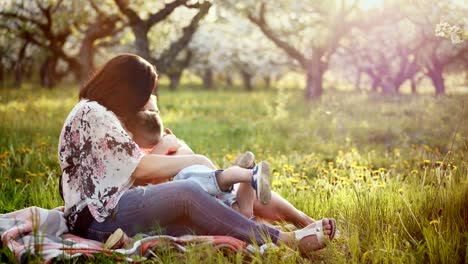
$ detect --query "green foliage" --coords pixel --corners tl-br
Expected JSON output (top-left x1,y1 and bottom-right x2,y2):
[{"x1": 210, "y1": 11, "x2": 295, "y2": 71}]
[{"x1": 0, "y1": 85, "x2": 467, "y2": 263}]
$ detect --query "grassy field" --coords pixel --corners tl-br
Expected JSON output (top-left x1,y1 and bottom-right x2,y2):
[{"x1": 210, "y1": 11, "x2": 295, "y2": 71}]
[{"x1": 0, "y1": 84, "x2": 467, "y2": 263}]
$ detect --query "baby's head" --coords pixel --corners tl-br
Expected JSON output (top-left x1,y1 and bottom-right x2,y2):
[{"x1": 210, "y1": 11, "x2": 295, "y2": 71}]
[
  {"x1": 125, "y1": 110, "x2": 163, "y2": 149},
  {"x1": 124, "y1": 94, "x2": 164, "y2": 148}
]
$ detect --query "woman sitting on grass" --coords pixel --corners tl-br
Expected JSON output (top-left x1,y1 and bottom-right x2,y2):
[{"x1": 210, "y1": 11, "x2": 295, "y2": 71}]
[
  {"x1": 124, "y1": 105, "x2": 274, "y2": 217},
  {"x1": 127, "y1": 95, "x2": 320, "y2": 228},
  {"x1": 58, "y1": 53, "x2": 336, "y2": 255}
]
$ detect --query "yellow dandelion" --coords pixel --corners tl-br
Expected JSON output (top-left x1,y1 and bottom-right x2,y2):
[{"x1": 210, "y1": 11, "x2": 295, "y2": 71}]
[
  {"x1": 273, "y1": 172, "x2": 280, "y2": 177},
  {"x1": 398, "y1": 188, "x2": 404, "y2": 195},
  {"x1": 377, "y1": 184, "x2": 385, "y2": 188},
  {"x1": 25, "y1": 170, "x2": 35, "y2": 177},
  {"x1": 378, "y1": 168, "x2": 386, "y2": 172},
  {"x1": 38, "y1": 141, "x2": 48, "y2": 147},
  {"x1": 1, "y1": 162, "x2": 6, "y2": 168},
  {"x1": 429, "y1": 219, "x2": 439, "y2": 226},
  {"x1": 434, "y1": 161, "x2": 443, "y2": 168},
  {"x1": 403, "y1": 160, "x2": 410, "y2": 168},
  {"x1": 15, "y1": 178, "x2": 22, "y2": 184},
  {"x1": 288, "y1": 178, "x2": 299, "y2": 184},
  {"x1": 390, "y1": 164, "x2": 397, "y2": 169},
  {"x1": 296, "y1": 186, "x2": 306, "y2": 191},
  {"x1": 423, "y1": 160, "x2": 430, "y2": 165},
  {"x1": 38, "y1": 173, "x2": 45, "y2": 177},
  {"x1": 411, "y1": 170, "x2": 418, "y2": 174},
  {"x1": 301, "y1": 175, "x2": 308, "y2": 179}
]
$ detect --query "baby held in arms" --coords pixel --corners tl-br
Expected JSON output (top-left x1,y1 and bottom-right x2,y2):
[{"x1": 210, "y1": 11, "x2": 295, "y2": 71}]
[{"x1": 124, "y1": 95, "x2": 272, "y2": 219}]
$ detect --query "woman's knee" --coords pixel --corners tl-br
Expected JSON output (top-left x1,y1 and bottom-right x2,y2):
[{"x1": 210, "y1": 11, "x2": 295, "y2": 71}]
[{"x1": 169, "y1": 180, "x2": 206, "y2": 199}]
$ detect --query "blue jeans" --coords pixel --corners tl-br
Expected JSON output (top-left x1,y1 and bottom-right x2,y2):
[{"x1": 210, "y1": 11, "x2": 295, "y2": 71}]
[{"x1": 85, "y1": 180, "x2": 279, "y2": 245}]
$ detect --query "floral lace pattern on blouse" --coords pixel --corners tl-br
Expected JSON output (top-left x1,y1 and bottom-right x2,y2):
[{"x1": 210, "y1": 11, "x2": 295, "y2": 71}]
[{"x1": 58, "y1": 100, "x2": 144, "y2": 230}]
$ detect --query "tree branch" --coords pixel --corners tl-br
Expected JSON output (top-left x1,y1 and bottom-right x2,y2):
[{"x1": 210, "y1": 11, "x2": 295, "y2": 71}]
[
  {"x1": 0, "y1": 11, "x2": 45, "y2": 29},
  {"x1": 157, "y1": 1, "x2": 211, "y2": 73},
  {"x1": 114, "y1": 0, "x2": 145, "y2": 28},
  {"x1": 51, "y1": 0, "x2": 64, "y2": 14},
  {"x1": 146, "y1": 0, "x2": 187, "y2": 28},
  {"x1": 88, "y1": 0, "x2": 105, "y2": 17},
  {"x1": 247, "y1": 3, "x2": 307, "y2": 68}
]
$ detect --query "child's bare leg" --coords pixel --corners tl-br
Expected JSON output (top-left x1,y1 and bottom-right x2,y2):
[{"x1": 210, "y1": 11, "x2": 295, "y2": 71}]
[
  {"x1": 215, "y1": 166, "x2": 252, "y2": 191},
  {"x1": 234, "y1": 182, "x2": 255, "y2": 218},
  {"x1": 253, "y1": 191, "x2": 314, "y2": 228}
]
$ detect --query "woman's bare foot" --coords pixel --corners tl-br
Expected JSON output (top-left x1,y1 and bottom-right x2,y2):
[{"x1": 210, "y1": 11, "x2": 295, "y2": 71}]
[{"x1": 279, "y1": 218, "x2": 337, "y2": 255}]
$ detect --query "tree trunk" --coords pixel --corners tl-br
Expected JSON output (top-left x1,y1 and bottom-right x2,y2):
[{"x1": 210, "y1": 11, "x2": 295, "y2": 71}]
[
  {"x1": 241, "y1": 70, "x2": 253, "y2": 91},
  {"x1": 371, "y1": 78, "x2": 379, "y2": 92},
  {"x1": 40, "y1": 56, "x2": 65, "y2": 89},
  {"x1": 264, "y1": 75, "x2": 271, "y2": 89},
  {"x1": 305, "y1": 65, "x2": 323, "y2": 99},
  {"x1": 14, "y1": 65, "x2": 22, "y2": 89},
  {"x1": 79, "y1": 15, "x2": 120, "y2": 84},
  {"x1": 203, "y1": 68, "x2": 213, "y2": 89},
  {"x1": 304, "y1": 53, "x2": 325, "y2": 99},
  {"x1": 79, "y1": 38, "x2": 94, "y2": 84},
  {"x1": 410, "y1": 77, "x2": 417, "y2": 94},
  {"x1": 428, "y1": 68, "x2": 445, "y2": 96},
  {"x1": 0, "y1": 62, "x2": 3, "y2": 88},
  {"x1": 14, "y1": 41, "x2": 28, "y2": 89},
  {"x1": 225, "y1": 74, "x2": 233, "y2": 87},
  {"x1": 169, "y1": 72, "x2": 182, "y2": 90},
  {"x1": 354, "y1": 71, "x2": 361, "y2": 92},
  {"x1": 133, "y1": 26, "x2": 151, "y2": 61},
  {"x1": 381, "y1": 81, "x2": 397, "y2": 95}
]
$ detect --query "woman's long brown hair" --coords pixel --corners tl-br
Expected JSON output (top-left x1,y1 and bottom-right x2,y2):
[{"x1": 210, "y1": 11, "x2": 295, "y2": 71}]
[{"x1": 79, "y1": 54, "x2": 158, "y2": 118}]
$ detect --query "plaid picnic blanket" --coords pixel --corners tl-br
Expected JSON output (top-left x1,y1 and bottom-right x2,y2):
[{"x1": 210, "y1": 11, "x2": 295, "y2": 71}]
[{"x1": 0, "y1": 206, "x2": 272, "y2": 263}]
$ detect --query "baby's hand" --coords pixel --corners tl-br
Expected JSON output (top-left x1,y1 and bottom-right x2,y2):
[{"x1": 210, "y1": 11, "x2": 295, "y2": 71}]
[
  {"x1": 161, "y1": 134, "x2": 181, "y2": 154},
  {"x1": 164, "y1": 128, "x2": 173, "y2": 135},
  {"x1": 149, "y1": 133, "x2": 180, "y2": 155}
]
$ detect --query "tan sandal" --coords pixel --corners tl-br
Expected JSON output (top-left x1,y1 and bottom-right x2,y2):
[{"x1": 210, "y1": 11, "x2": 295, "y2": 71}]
[
  {"x1": 104, "y1": 228, "x2": 129, "y2": 249},
  {"x1": 294, "y1": 218, "x2": 337, "y2": 254},
  {"x1": 232, "y1": 151, "x2": 255, "y2": 169}
]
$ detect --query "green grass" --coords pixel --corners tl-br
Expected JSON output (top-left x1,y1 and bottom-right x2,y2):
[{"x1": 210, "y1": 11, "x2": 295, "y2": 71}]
[{"x1": 0, "y1": 84, "x2": 467, "y2": 263}]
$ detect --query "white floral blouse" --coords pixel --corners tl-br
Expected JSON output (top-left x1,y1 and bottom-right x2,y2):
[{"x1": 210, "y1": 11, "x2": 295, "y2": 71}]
[{"x1": 58, "y1": 100, "x2": 144, "y2": 230}]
